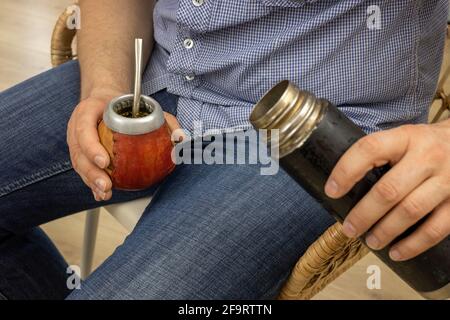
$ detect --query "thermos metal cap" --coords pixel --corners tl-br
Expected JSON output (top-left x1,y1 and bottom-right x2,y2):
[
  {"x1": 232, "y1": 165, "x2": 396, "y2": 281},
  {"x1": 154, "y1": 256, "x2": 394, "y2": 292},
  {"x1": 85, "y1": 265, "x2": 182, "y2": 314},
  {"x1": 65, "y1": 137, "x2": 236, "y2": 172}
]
[
  {"x1": 103, "y1": 94, "x2": 165, "y2": 135},
  {"x1": 250, "y1": 80, "x2": 328, "y2": 158}
]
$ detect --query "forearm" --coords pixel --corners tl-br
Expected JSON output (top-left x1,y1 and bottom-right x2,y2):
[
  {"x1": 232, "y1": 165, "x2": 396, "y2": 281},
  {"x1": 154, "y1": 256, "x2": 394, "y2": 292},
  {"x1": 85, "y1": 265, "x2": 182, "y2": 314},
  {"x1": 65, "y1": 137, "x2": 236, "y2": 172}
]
[{"x1": 77, "y1": 0, "x2": 155, "y2": 99}]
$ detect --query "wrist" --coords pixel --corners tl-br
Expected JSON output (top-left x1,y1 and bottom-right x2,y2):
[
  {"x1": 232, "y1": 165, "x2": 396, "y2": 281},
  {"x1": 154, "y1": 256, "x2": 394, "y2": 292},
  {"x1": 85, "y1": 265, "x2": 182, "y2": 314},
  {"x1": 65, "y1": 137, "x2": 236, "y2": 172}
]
[
  {"x1": 80, "y1": 69, "x2": 131, "y2": 100},
  {"x1": 431, "y1": 117, "x2": 450, "y2": 140},
  {"x1": 82, "y1": 86, "x2": 124, "y2": 102}
]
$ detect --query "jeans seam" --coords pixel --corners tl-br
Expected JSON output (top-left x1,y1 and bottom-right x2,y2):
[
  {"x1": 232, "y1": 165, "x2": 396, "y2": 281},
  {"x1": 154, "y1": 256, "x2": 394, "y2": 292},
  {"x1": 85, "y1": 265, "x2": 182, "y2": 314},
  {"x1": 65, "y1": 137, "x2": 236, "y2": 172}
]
[{"x1": 0, "y1": 160, "x2": 72, "y2": 197}]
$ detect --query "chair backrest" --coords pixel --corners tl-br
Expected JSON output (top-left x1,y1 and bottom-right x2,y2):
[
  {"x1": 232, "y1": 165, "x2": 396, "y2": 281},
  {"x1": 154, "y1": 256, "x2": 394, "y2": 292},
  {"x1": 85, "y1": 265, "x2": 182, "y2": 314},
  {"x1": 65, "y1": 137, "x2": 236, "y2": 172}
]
[
  {"x1": 431, "y1": 26, "x2": 450, "y2": 123},
  {"x1": 50, "y1": 8, "x2": 77, "y2": 67}
]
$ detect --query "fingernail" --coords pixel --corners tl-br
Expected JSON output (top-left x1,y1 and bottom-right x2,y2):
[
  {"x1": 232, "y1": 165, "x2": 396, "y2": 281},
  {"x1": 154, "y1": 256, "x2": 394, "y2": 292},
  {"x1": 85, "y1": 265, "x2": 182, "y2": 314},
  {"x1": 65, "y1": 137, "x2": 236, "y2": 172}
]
[
  {"x1": 390, "y1": 249, "x2": 403, "y2": 261},
  {"x1": 92, "y1": 190, "x2": 99, "y2": 201},
  {"x1": 94, "y1": 156, "x2": 106, "y2": 169},
  {"x1": 95, "y1": 178, "x2": 106, "y2": 192},
  {"x1": 325, "y1": 179, "x2": 339, "y2": 197},
  {"x1": 366, "y1": 233, "x2": 380, "y2": 249},
  {"x1": 94, "y1": 188, "x2": 106, "y2": 200},
  {"x1": 343, "y1": 221, "x2": 357, "y2": 237}
]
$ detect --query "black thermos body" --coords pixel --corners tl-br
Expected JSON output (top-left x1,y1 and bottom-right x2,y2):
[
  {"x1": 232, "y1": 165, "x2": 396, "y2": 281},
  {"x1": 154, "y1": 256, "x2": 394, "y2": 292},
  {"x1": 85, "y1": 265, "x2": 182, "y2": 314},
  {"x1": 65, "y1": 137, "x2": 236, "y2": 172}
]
[{"x1": 250, "y1": 81, "x2": 449, "y2": 299}]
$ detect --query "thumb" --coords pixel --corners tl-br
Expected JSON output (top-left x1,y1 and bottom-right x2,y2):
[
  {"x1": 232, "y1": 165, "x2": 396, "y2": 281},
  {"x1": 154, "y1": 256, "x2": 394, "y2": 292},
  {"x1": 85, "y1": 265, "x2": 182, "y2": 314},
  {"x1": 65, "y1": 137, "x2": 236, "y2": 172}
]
[
  {"x1": 164, "y1": 112, "x2": 181, "y2": 132},
  {"x1": 164, "y1": 112, "x2": 186, "y2": 143}
]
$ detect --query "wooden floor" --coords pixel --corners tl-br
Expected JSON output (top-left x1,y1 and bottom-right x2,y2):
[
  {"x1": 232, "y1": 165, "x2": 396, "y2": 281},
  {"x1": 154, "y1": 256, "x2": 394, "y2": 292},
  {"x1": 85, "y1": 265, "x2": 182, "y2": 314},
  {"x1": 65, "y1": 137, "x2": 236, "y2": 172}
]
[{"x1": 2, "y1": 0, "x2": 448, "y2": 300}]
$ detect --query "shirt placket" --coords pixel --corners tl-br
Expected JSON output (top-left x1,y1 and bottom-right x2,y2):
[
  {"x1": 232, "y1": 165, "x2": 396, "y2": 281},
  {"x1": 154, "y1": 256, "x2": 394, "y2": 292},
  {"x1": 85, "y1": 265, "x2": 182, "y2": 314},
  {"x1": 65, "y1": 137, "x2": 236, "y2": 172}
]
[
  {"x1": 166, "y1": 0, "x2": 216, "y2": 95},
  {"x1": 166, "y1": 0, "x2": 217, "y2": 131}
]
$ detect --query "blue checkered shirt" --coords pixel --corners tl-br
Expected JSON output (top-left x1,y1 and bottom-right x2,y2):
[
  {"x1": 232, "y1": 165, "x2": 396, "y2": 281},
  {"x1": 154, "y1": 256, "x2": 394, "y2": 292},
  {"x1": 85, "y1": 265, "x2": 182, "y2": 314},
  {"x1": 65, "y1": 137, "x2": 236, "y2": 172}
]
[{"x1": 142, "y1": 0, "x2": 448, "y2": 134}]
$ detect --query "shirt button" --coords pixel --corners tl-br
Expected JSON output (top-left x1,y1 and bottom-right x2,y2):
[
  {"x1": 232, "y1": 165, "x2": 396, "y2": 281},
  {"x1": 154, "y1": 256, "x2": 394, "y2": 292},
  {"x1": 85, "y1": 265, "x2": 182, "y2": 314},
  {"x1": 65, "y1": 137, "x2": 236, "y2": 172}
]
[
  {"x1": 183, "y1": 38, "x2": 194, "y2": 49},
  {"x1": 185, "y1": 75, "x2": 195, "y2": 81},
  {"x1": 192, "y1": 0, "x2": 204, "y2": 7}
]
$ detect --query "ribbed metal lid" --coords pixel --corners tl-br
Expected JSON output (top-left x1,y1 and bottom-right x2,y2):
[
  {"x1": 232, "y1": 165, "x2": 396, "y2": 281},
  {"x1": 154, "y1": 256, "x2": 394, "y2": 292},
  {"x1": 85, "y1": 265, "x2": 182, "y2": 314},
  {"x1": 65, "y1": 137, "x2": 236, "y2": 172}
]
[{"x1": 250, "y1": 81, "x2": 327, "y2": 158}]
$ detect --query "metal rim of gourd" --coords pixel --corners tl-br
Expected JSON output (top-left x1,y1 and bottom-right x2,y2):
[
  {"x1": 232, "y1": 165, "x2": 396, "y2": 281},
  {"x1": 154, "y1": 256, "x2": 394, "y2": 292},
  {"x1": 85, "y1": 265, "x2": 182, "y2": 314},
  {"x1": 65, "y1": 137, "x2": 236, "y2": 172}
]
[{"x1": 103, "y1": 94, "x2": 165, "y2": 135}]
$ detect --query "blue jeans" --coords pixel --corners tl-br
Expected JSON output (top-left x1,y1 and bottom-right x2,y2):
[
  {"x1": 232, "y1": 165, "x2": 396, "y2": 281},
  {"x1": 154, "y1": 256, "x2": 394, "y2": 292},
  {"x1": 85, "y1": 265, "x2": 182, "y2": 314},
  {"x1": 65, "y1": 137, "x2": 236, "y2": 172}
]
[{"x1": 0, "y1": 60, "x2": 334, "y2": 299}]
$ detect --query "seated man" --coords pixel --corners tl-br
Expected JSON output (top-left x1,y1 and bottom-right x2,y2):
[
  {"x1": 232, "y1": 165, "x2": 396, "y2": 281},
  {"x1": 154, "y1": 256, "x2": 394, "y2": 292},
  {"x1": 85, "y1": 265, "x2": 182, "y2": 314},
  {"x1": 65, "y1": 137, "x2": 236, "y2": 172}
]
[{"x1": 0, "y1": 0, "x2": 449, "y2": 299}]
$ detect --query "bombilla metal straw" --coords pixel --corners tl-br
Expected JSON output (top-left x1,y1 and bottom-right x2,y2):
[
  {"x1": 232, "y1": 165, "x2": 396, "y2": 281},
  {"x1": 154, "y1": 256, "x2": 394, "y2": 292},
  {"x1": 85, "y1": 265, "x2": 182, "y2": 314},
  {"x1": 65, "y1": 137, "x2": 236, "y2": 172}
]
[{"x1": 132, "y1": 38, "x2": 143, "y2": 118}]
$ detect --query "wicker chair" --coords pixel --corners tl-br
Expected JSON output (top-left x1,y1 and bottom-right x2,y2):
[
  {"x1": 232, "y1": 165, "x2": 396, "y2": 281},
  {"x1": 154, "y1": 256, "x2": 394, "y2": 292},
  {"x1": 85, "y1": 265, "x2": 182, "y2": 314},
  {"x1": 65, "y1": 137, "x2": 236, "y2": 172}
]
[{"x1": 51, "y1": 7, "x2": 450, "y2": 300}]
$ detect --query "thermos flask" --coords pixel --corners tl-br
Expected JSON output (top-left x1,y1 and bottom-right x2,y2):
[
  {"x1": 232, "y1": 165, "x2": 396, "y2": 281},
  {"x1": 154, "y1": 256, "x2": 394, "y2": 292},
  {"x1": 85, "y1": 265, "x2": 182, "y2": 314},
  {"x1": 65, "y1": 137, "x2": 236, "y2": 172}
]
[
  {"x1": 250, "y1": 80, "x2": 450, "y2": 299},
  {"x1": 98, "y1": 94, "x2": 175, "y2": 190}
]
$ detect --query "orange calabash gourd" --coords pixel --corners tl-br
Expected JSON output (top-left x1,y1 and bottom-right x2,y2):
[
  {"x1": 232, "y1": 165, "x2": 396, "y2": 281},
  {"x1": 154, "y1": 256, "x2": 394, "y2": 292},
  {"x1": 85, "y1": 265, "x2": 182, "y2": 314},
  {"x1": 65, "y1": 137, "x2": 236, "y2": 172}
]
[{"x1": 98, "y1": 94, "x2": 175, "y2": 191}]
